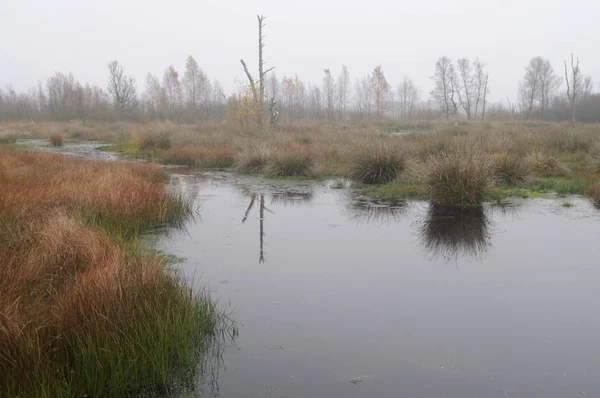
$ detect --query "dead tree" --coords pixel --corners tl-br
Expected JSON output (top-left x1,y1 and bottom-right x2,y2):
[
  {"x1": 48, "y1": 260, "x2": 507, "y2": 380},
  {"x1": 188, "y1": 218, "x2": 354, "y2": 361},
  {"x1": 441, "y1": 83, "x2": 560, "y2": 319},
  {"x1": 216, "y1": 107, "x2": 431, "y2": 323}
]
[
  {"x1": 564, "y1": 53, "x2": 581, "y2": 123},
  {"x1": 240, "y1": 15, "x2": 274, "y2": 128}
]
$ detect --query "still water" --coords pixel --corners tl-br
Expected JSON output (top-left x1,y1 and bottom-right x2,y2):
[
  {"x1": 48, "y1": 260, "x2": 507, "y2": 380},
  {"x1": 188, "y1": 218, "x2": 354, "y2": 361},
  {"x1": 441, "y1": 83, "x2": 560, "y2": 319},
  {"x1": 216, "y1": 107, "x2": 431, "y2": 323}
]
[
  {"x1": 20, "y1": 140, "x2": 600, "y2": 397},
  {"x1": 161, "y1": 172, "x2": 600, "y2": 398}
]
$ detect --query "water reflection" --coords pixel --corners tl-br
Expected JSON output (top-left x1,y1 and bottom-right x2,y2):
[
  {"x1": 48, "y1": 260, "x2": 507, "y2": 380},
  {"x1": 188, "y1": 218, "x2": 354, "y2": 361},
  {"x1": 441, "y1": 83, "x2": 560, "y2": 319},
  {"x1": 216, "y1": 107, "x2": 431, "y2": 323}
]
[
  {"x1": 419, "y1": 205, "x2": 491, "y2": 262},
  {"x1": 344, "y1": 195, "x2": 408, "y2": 225},
  {"x1": 241, "y1": 194, "x2": 273, "y2": 263},
  {"x1": 239, "y1": 184, "x2": 315, "y2": 264}
]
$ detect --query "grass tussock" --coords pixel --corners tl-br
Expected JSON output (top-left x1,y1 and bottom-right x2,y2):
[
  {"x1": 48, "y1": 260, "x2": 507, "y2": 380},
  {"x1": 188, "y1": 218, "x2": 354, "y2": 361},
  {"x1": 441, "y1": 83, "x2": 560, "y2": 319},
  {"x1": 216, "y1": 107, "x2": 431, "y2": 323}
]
[
  {"x1": 424, "y1": 150, "x2": 493, "y2": 205},
  {"x1": 493, "y1": 154, "x2": 532, "y2": 185},
  {"x1": 527, "y1": 151, "x2": 570, "y2": 176},
  {"x1": 164, "y1": 145, "x2": 235, "y2": 168},
  {"x1": 49, "y1": 133, "x2": 64, "y2": 147},
  {"x1": 266, "y1": 149, "x2": 314, "y2": 178},
  {"x1": 0, "y1": 148, "x2": 223, "y2": 397},
  {"x1": 588, "y1": 142, "x2": 600, "y2": 172},
  {"x1": 236, "y1": 144, "x2": 272, "y2": 173},
  {"x1": 348, "y1": 144, "x2": 406, "y2": 184},
  {"x1": 588, "y1": 184, "x2": 600, "y2": 205}
]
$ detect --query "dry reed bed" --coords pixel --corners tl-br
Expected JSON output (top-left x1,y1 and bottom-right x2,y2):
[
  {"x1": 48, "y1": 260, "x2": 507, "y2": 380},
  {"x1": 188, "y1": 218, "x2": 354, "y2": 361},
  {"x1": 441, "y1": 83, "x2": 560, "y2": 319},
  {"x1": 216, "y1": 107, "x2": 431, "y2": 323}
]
[{"x1": 0, "y1": 149, "x2": 216, "y2": 397}]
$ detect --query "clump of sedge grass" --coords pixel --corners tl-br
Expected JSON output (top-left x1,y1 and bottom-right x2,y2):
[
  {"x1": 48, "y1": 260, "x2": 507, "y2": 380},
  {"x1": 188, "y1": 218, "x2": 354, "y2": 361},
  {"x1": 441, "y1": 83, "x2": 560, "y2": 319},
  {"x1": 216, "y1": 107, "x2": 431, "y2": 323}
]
[
  {"x1": 424, "y1": 150, "x2": 493, "y2": 205},
  {"x1": 49, "y1": 133, "x2": 64, "y2": 147},
  {"x1": 266, "y1": 151, "x2": 314, "y2": 177},
  {"x1": 493, "y1": 154, "x2": 532, "y2": 185},
  {"x1": 347, "y1": 144, "x2": 406, "y2": 184},
  {"x1": 589, "y1": 184, "x2": 600, "y2": 205},
  {"x1": 236, "y1": 145, "x2": 271, "y2": 173},
  {"x1": 164, "y1": 145, "x2": 235, "y2": 168},
  {"x1": 527, "y1": 151, "x2": 570, "y2": 176}
]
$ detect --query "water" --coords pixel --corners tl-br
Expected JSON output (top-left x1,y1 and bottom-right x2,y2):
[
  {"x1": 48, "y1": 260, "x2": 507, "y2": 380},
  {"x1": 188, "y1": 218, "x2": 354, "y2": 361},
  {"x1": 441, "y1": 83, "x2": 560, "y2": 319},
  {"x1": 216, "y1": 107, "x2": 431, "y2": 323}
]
[
  {"x1": 162, "y1": 173, "x2": 600, "y2": 398},
  {"x1": 20, "y1": 140, "x2": 600, "y2": 397}
]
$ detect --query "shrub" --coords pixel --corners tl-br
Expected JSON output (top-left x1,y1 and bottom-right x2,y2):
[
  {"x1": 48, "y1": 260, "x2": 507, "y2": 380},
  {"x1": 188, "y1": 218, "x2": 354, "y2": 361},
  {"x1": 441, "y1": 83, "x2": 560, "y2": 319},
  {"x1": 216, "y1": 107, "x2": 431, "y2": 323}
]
[
  {"x1": 527, "y1": 151, "x2": 570, "y2": 176},
  {"x1": 348, "y1": 145, "x2": 406, "y2": 184},
  {"x1": 424, "y1": 150, "x2": 493, "y2": 205},
  {"x1": 49, "y1": 133, "x2": 64, "y2": 147},
  {"x1": 493, "y1": 154, "x2": 532, "y2": 185},
  {"x1": 266, "y1": 151, "x2": 314, "y2": 177},
  {"x1": 164, "y1": 145, "x2": 235, "y2": 168}
]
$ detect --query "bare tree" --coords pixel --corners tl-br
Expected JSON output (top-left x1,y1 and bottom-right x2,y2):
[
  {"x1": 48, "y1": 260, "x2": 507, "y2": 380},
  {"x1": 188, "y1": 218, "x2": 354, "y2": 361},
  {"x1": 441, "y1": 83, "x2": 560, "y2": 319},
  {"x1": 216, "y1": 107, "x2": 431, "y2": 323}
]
[
  {"x1": 456, "y1": 58, "x2": 474, "y2": 119},
  {"x1": 107, "y1": 60, "x2": 137, "y2": 114},
  {"x1": 397, "y1": 77, "x2": 419, "y2": 119},
  {"x1": 430, "y1": 56, "x2": 456, "y2": 119},
  {"x1": 337, "y1": 65, "x2": 350, "y2": 120},
  {"x1": 473, "y1": 59, "x2": 489, "y2": 119},
  {"x1": 240, "y1": 15, "x2": 274, "y2": 127},
  {"x1": 520, "y1": 57, "x2": 559, "y2": 120},
  {"x1": 322, "y1": 69, "x2": 335, "y2": 121},
  {"x1": 564, "y1": 53, "x2": 581, "y2": 123},
  {"x1": 371, "y1": 66, "x2": 390, "y2": 119},
  {"x1": 538, "y1": 59, "x2": 560, "y2": 120},
  {"x1": 582, "y1": 76, "x2": 594, "y2": 98}
]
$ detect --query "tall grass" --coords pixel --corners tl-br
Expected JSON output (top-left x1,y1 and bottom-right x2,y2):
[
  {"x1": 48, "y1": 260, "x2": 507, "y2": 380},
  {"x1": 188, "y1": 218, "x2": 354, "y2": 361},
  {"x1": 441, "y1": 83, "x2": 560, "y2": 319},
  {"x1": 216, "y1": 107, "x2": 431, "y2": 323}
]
[
  {"x1": 266, "y1": 150, "x2": 314, "y2": 177},
  {"x1": 424, "y1": 149, "x2": 493, "y2": 205},
  {"x1": 0, "y1": 148, "x2": 225, "y2": 396},
  {"x1": 164, "y1": 145, "x2": 235, "y2": 168},
  {"x1": 347, "y1": 144, "x2": 406, "y2": 184},
  {"x1": 493, "y1": 154, "x2": 532, "y2": 185}
]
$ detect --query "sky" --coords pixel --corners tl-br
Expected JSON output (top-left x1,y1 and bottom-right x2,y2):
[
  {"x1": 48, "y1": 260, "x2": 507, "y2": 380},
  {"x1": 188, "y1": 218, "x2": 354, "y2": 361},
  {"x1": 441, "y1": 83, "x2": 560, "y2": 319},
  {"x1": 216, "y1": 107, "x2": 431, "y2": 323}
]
[{"x1": 1, "y1": 0, "x2": 599, "y2": 104}]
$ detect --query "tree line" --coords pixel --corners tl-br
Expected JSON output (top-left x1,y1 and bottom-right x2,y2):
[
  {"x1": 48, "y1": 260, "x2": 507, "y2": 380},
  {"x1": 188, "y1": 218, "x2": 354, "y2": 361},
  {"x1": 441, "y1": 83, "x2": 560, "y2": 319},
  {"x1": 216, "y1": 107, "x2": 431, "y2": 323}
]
[{"x1": 1, "y1": 55, "x2": 598, "y2": 124}]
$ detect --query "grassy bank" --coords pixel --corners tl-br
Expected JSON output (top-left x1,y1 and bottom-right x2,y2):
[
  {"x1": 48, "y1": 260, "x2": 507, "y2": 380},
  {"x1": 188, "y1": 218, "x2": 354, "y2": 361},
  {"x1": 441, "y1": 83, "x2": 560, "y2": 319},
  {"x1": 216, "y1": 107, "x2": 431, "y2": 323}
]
[
  {"x1": 0, "y1": 148, "x2": 226, "y2": 397},
  {"x1": 2, "y1": 120, "x2": 600, "y2": 205}
]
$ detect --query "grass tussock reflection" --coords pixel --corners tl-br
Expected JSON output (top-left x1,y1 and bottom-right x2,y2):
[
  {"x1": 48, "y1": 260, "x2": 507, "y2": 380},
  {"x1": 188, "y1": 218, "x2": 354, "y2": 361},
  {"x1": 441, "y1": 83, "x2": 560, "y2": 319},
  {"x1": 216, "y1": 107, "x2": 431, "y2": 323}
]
[
  {"x1": 345, "y1": 196, "x2": 409, "y2": 225},
  {"x1": 419, "y1": 205, "x2": 491, "y2": 262}
]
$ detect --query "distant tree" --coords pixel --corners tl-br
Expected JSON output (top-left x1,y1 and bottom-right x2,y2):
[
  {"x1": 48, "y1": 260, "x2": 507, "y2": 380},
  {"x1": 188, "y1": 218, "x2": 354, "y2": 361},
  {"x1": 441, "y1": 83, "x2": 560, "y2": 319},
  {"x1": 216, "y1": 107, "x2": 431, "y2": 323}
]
[
  {"x1": 431, "y1": 56, "x2": 456, "y2": 119},
  {"x1": 397, "y1": 77, "x2": 419, "y2": 119},
  {"x1": 322, "y1": 69, "x2": 336, "y2": 121},
  {"x1": 456, "y1": 58, "x2": 474, "y2": 119},
  {"x1": 371, "y1": 66, "x2": 390, "y2": 119},
  {"x1": 308, "y1": 85, "x2": 323, "y2": 120},
  {"x1": 337, "y1": 65, "x2": 350, "y2": 120},
  {"x1": 107, "y1": 60, "x2": 137, "y2": 114},
  {"x1": 183, "y1": 55, "x2": 208, "y2": 122},
  {"x1": 473, "y1": 59, "x2": 489, "y2": 119},
  {"x1": 163, "y1": 66, "x2": 183, "y2": 120},
  {"x1": 520, "y1": 57, "x2": 559, "y2": 120},
  {"x1": 582, "y1": 76, "x2": 594, "y2": 98},
  {"x1": 564, "y1": 53, "x2": 581, "y2": 123}
]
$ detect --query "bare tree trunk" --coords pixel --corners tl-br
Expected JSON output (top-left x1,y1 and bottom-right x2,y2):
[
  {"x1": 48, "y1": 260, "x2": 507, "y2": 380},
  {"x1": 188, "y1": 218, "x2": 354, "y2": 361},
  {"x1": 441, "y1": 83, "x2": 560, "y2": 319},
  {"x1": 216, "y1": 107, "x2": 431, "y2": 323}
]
[{"x1": 240, "y1": 15, "x2": 274, "y2": 129}]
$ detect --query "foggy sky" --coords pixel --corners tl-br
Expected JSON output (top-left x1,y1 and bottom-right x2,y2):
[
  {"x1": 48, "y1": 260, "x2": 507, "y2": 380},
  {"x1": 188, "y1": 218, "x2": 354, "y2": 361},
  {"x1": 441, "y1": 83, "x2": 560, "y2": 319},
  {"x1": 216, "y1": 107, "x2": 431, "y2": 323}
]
[{"x1": 2, "y1": 0, "x2": 599, "y2": 104}]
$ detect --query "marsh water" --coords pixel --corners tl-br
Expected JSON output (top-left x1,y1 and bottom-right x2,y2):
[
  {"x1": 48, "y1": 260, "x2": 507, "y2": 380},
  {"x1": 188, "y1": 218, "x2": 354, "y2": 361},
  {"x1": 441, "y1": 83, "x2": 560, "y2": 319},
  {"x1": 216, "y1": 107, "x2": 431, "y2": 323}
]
[{"x1": 24, "y1": 140, "x2": 600, "y2": 398}]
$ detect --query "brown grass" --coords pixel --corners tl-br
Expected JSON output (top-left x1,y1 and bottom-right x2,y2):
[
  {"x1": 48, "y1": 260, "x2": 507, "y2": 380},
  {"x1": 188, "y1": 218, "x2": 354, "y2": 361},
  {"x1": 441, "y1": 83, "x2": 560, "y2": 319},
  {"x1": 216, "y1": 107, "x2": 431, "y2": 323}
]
[
  {"x1": 589, "y1": 184, "x2": 600, "y2": 205},
  {"x1": 49, "y1": 133, "x2": 64, "y2": 146},
  {"x1": 164, "y1": 145, "x2": 235, "y2": 168},
  {"x1": 0, "y1": 149, "x2": 206, "y2": 396}
]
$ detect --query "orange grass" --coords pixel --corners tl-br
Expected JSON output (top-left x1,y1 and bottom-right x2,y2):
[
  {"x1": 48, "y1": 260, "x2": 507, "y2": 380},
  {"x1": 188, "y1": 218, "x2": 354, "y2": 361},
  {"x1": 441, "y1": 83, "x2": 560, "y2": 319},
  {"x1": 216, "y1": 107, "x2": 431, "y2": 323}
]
[{"x1": 0, "y1": 149, "x2": 217, "y2": 397}]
